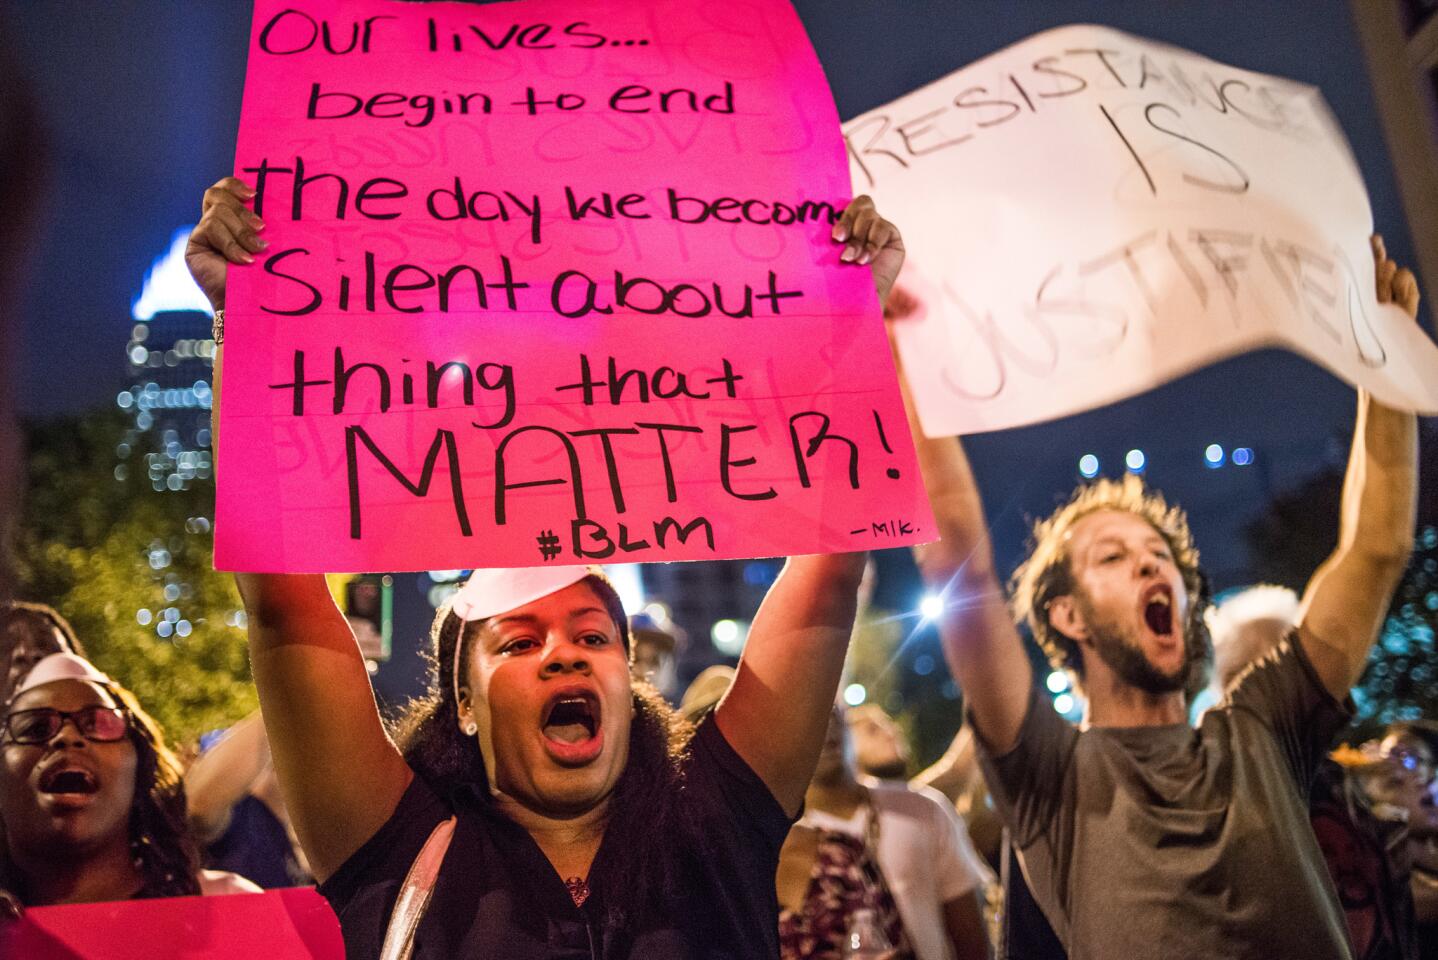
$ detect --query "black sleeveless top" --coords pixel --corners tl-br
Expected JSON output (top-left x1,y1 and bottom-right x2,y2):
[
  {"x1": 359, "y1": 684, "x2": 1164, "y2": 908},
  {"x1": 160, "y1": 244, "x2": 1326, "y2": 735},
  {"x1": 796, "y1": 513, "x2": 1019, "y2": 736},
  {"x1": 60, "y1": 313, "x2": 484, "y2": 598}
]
[{"x1": 318, "y1": 718, "x2": 794, "y2": 959}]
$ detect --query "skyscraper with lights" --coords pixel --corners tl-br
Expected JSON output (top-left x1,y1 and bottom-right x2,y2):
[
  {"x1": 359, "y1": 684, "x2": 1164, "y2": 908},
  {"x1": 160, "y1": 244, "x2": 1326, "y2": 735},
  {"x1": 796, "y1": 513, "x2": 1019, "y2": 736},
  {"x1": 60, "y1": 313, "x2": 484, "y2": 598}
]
[{"x1": 117, "y1": 228, "x2": 215, "y2": 492}]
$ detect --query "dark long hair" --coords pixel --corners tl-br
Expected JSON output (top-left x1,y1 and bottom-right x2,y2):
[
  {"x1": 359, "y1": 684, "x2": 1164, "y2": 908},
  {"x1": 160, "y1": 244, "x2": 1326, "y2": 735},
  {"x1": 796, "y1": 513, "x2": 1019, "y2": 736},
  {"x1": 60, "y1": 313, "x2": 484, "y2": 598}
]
[
  {"x1": 0, "y1": 676, "x2": 200, "y2": 902},
  {"x1": 114, "y1": 683, "x2": 202, "y2": 898},
  {"x1": 389, "y1": 573, "x2": 694, "y2": 935}
]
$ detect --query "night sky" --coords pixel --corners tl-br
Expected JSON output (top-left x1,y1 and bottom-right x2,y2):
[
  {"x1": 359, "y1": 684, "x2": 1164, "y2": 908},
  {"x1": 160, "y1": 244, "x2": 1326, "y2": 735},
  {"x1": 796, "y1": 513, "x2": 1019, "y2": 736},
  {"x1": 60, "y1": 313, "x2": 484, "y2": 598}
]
[{"x1": 8, "y1": 0, "x2": 1434, "y2": 606}]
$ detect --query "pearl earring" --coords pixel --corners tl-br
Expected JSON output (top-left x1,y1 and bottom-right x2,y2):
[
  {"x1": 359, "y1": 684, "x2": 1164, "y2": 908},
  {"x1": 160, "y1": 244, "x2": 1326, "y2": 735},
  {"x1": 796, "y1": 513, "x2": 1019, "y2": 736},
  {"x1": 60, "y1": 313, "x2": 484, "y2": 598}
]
[{"x1": 464, "y1": 721, "x2": 477, "y2": 736}]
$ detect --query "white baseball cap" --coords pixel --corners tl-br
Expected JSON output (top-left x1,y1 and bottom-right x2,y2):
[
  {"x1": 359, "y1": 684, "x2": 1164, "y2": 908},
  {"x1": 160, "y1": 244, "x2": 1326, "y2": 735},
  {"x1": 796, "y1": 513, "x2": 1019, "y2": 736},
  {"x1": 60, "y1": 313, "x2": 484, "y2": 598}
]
[
  {"x1": 8, "y1": 652, "x2": 114, "y2": 706},
  {"x1": 449, "y1": 566, "x2": 592, "y2": 622}
]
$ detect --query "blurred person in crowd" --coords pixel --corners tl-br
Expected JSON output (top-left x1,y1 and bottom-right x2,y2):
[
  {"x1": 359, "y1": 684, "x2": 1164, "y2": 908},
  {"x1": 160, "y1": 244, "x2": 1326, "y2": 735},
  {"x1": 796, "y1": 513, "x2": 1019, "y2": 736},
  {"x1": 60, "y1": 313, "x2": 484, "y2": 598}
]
[
  {"x1": 1, "y1": 601, "x2": 87, "y2": 707},
  {"x1": 839, "y1": 561, "x2": 904, "y2": 781},
  {"x1": 1206, "y1": 583, "x2": 1302, "y2": 701},
  {"x1": 846, "y1": 703, "x2": 912, "y2": 781},
  {"x1": 0, "y1": 653, "x2": 258, "y2": 910},
  {"x1": 188, "y1": 179, "x2": 899, "y2": 958},
  {"x1": 851, "y1": 708, "x2": 998, "y2": 892},
  {"x1": 678, "y1": 664, "x2": 735, "y2": 725},
  {"x1": 1312, "y1": 748, "x2": 1417, "y2": 960},
  {"x1": 777, "y1": 702, "x2": 990, "y2": 960},
  {"x1": 1378, "y1": 724, "x2": 1438, "y2": 796},
  {"x1": 628, "y1": 611, "x2": 682, "y2": 703},
  {"x1": 896, "y1": 236, "x2": 1421, "y2": 960},
  {"x1": 1371, "y1": 724, "x2": 1438, "y2": 956},
  {"x1": 185, "y1": 709, "x2": 310, "y2": 888},
  {"x1": 911, "y1": 726, "x2": 1005, "y2": 873}
]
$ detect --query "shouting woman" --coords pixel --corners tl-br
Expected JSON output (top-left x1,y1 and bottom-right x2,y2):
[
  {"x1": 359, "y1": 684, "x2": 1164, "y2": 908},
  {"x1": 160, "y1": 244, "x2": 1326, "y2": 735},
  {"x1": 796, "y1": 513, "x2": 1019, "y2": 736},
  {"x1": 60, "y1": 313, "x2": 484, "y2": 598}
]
[
  {"x1": 186, "y1": 178, "x2": 904, "y2": 958},
  {"x1": 0, "y1": 652, "x2": 258, "y2": 907}
]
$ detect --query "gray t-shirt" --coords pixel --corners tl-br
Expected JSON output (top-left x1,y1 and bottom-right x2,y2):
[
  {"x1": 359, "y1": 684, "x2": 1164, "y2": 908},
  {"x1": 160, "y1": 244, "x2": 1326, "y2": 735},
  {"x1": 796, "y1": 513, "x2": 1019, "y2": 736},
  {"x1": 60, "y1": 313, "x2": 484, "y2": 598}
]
[{"x1": 978, "y1": 633, "x2": 1353, "y2": 960}]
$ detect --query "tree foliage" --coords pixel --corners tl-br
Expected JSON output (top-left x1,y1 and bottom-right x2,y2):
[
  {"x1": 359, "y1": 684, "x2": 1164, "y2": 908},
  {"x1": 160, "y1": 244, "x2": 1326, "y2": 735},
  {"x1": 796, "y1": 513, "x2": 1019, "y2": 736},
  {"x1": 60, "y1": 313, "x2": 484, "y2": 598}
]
[
  {"x1": 1356, "y1": 526, "x2": 1438, "y2": 736},
  {"x1": 1246, "y1": 421, "x2": 1438, "y2": 741},
  {"x1": 11, "y1": 411, "x2": 254, "y2": 746}
]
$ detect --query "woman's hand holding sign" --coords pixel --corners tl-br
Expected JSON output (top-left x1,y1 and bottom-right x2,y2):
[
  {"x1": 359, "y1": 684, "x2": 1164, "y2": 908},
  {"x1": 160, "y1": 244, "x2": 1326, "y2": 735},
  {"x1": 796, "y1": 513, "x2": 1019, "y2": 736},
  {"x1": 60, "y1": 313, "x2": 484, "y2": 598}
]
[
  {"x1": 186, "y1": 177, "x2": 265, "y2": 313},
  {"x1": 833, "y1": 194, "x2": 904, "y2": 308}
]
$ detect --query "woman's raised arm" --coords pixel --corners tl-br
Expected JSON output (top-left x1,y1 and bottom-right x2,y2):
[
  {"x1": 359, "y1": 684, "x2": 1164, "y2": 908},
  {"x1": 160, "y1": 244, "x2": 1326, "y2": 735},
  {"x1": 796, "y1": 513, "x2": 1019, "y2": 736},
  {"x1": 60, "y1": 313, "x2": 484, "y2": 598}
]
[
  {"x1": 191, "y1": 179, "x2": 412, "y2": 881},
  {"x1": 713, "y1": 197, "x2": 899, "y2": 815}
]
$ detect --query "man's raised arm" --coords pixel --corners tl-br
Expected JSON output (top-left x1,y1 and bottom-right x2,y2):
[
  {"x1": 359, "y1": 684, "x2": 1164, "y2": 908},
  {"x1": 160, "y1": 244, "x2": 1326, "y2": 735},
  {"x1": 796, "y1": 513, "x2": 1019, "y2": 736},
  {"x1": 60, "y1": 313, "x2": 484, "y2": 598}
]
[
  {"x1": 894, "y1": 308, "x2": 1031, "y2": 752},
  {"x1": 1298, "y1": 235, "x2": 1420, "y2": 699}
]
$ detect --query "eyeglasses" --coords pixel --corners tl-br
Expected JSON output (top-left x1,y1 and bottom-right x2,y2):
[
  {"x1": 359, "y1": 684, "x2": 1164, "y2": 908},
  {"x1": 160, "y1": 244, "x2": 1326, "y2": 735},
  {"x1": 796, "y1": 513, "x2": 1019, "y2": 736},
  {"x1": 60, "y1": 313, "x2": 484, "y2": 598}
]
[
  {"x1": 1384, "y1": 747, "x2": 1435, "y2": 781},
  {"x1": 2, "y1": 706, "x2": 129, "y2": 745}
]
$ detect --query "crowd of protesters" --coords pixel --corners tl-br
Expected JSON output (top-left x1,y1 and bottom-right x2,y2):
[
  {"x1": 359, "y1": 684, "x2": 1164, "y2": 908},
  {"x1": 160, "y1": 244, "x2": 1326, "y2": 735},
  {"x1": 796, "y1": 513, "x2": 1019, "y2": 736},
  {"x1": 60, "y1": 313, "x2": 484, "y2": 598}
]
[{"x1": 0, "y1": 175, "x2": 1432, "y2": 960}]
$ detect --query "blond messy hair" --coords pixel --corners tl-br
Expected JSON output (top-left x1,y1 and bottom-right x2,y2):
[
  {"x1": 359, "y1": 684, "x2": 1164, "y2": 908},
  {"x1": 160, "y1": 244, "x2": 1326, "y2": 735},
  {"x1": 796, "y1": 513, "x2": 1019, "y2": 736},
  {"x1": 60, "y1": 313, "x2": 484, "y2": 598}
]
[{"x1": 1010, "y1": 473, "x2": 1205, "y2": 687}]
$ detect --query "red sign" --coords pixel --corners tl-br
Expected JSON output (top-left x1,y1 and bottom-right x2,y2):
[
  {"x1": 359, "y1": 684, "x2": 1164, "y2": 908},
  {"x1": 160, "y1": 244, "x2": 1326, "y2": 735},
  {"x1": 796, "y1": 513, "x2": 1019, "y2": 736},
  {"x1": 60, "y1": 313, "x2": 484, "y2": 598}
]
[{"x1": 0, "y1": 888, "x2": 343, "y2": 960}]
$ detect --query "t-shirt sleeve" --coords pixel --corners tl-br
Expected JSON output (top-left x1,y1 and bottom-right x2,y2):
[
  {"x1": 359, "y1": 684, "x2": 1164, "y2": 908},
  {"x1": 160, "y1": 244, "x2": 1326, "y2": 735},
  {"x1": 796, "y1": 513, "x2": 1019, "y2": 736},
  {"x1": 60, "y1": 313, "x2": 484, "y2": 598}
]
[
  {"x1": 973, "y1": 684, "x2": 1078, "y2": 849},
  {"x1": 686, "y1": 715, "x2": 796, "y2": 854},
  {"x1": 914, "y1": 784, "x2": 990, "y2": 902},
  {"x1": 316, "y1": 772, "x2": 450, "y2": 921},
  {"x1": 1225, "y1": 629, "x2": 1353, "y2": 789}
]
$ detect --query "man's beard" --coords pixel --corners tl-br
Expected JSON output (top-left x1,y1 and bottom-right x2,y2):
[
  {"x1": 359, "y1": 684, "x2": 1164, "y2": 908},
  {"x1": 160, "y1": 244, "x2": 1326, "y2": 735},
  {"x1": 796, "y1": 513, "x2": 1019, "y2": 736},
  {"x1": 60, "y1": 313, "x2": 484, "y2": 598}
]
[
  {"x1": 859, "y1": 757, "x2": 910, "y2": 780},
  {"x1": 1081, "y1": 597, "x2": 1204, "y2": 696}
]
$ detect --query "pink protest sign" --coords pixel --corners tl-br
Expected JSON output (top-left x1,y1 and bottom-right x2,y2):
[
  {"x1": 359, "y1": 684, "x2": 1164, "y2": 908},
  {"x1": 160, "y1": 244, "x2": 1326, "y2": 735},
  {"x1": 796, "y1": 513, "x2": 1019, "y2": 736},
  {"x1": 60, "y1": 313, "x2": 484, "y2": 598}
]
[
  {"x1": 0, "y1": 888, "x2": 344, "y2": 960},
  {"x1": 217, "y1": 0, "x2": 932, "y2": 572}
]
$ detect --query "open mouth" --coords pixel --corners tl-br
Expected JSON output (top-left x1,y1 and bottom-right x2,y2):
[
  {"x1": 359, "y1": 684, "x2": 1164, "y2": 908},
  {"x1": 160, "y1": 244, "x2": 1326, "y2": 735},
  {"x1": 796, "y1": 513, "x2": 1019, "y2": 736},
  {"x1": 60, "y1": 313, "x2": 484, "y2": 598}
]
[
  {"x1": 543, "y1": 695, "x2": 598, "y2": 746},
  {"x1": 1142, "y1": 585, "x2": 1174, "y2": 638},
  {"x1": 539, "y1": 691, "x2": 605, "y2": 767},
  {"x1": 39, "y1": 767, "x2": 100, "y2": 796}
]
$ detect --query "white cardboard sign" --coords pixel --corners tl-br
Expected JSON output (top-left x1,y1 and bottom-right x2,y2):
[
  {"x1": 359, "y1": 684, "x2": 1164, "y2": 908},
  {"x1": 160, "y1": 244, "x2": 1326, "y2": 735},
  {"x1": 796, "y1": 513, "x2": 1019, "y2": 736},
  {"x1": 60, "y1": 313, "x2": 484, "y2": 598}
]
[{"x1": 844, "y1": 24, "x2": 1438, "y2": 436}]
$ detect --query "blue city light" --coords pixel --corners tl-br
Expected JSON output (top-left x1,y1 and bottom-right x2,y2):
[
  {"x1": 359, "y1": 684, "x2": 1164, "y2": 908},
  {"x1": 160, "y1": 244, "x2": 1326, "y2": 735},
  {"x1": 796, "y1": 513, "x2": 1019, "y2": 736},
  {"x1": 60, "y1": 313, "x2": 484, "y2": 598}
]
[
  {"x1": 1232, "y1": 447, "x2": 1254, "y2": 466},
  {"x1": 1204, "y1": 444, "x2": 1225, "y2": 468},
  {"x1": 1078, "y1": 454, "x2": 1100, "y2": 478},
  {"x1": 1125, "y1": 449, "x2": 1146, "y2": 473}
]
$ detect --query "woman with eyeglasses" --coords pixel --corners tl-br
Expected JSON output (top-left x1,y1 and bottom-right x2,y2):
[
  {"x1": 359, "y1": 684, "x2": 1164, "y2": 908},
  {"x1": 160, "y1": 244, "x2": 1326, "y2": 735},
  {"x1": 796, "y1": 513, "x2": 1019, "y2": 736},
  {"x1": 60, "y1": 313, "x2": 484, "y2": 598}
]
[{"x1": 0, "y1": 652, "x2": 259, "y2": 908}]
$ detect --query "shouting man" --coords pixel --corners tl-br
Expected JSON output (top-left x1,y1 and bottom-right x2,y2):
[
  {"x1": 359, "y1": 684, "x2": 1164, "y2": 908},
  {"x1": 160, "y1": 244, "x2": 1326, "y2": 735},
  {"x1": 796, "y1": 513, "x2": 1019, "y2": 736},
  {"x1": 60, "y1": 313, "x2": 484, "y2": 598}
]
[{"x1": 901, "y1": 236, "x2": 1421, "y2": 960}]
